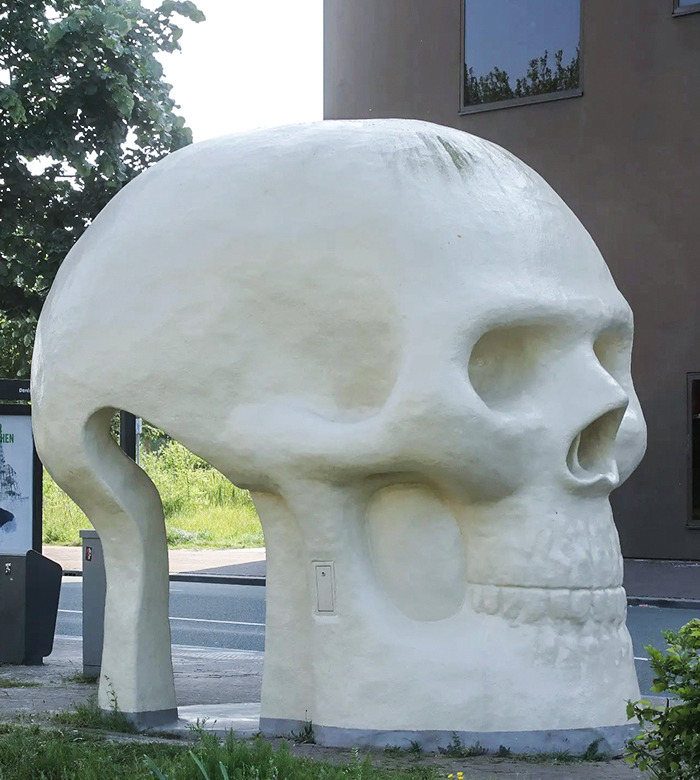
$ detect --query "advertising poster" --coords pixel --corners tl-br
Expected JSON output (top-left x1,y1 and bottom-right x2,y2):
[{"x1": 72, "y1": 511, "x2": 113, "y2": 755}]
[{"x1": 0, "y1": 414, "x2": 35, "y2": 554}]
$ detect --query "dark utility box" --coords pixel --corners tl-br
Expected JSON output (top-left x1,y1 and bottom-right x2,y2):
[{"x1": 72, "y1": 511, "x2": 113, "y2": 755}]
[{"x1": 0, "y1": 551, "x2": 62, "y2": 664}]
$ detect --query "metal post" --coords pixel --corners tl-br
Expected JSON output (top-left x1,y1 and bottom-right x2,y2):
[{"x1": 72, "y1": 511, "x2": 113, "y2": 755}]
[{"x1": 119, "y1": 411, "x2": 138, "y2": 461}]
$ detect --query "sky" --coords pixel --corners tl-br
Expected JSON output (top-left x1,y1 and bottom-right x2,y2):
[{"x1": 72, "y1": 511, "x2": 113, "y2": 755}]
[
  {"x1": 465, "y1": 0, "x2": 580, "y2": 82},
  {"x1": 155, "y1": 0, "x2": 323, "y2": 143}
]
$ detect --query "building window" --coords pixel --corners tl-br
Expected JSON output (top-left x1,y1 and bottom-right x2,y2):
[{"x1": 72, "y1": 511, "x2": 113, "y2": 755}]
[
  {"x1": 689, "y1": 375, "x2": 700, "y2": 528},
  {"x1": 461, "y1": 0, "x2": 581, "y2": 113},
  {"x1": 674, "y1": 0, "x2": 700, "y2": 16}
]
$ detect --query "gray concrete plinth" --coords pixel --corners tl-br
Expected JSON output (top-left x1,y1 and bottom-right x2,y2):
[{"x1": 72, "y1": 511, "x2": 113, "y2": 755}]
[
  {"x1": 117, "y1": 707, "x2": 180, "y2": 729},
  {"x1": 259, "y1": 717, "x2": 639, "y2": 757},
  {"x1": 152, "y1": 703, "x2": 638, "y2": 757}
]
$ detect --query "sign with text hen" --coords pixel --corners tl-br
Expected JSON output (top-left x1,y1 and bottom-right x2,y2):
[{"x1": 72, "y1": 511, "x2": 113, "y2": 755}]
[{"x1": 0, "y1": 410, "x2": 37, "y2": 554}]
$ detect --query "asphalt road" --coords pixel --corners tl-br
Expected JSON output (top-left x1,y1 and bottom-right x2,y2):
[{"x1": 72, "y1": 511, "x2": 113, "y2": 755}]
[
  {"x1": 57, "y1": 578, "x2": 266, "y2": 652},
  {"x1": 628, "y1": 603, "x2": 699, "y2": 697},
  {"x1": 55, "y1": 578, "x2": 700, "y2": 696}
]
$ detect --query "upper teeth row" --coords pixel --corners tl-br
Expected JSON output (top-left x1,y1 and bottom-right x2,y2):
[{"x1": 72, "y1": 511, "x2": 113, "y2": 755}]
[{"x1": 467, "y1": 583, "x2": 627, "y2": 625}]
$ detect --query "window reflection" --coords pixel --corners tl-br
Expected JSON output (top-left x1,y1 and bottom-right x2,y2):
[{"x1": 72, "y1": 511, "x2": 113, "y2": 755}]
[{"x1": 463, "y1": 0, "x2": 580, "y2": 109}]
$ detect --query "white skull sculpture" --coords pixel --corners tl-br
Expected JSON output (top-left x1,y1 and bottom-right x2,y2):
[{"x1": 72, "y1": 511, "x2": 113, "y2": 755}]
[{"x1": 32, "y1": 120, "x2": 646, "y2": 751}]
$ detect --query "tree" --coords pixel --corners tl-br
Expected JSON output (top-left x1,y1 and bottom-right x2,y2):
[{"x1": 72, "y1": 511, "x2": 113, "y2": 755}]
[{"x1": 0, "y1": 0, "x2": 205, "y2": 376}]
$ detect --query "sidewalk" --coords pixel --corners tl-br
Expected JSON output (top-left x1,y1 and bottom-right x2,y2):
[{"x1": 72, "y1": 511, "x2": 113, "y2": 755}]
[
  {"x1": 44, "y1": 545, "x2": 267, "y2": 579},
  {"x1": 0, "y1": 635, "x2": 263, "y2": 720},
  {"x1": 0, "y1": 635, "x2": 644, "y2": 779},
  {"x1": 623, "y1": 558, "x2": 700, "y2": 604}
]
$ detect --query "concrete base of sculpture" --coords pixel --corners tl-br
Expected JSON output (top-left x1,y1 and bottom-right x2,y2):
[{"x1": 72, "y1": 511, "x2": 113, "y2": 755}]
[
  {"x1": 261, "y1": 718, "x2": 638, "y2": 755},
  {"x1": 146, "y1": 702, "x2": 638, "y2": 756},
  {"x1": 117, "y1": 708, "x2": 179, "y2": 729}
]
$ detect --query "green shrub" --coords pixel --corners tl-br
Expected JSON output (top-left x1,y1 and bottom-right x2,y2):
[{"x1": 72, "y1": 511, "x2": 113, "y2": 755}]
[{"x1": 626, "y1": 618, "x2": 700, "y2": 779}]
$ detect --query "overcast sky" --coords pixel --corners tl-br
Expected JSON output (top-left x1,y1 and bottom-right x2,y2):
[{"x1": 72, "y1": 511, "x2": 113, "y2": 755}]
[{"x1": 156, "y1": 0, "x2": 323, "y2": 143}]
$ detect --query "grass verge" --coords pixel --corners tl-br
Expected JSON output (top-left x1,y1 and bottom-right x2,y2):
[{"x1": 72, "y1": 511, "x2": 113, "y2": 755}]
[
  {"x1": 42, "y1": 440, "x2": 264, "y2": 549},
  {"x1": 0, "y1": 677, "x2": 39, "y2": 689},
  {"x1": 0, "y1": 726, "x2": 440, "y2": 780},
  {"x1": 53, "y1": 698, "x2": 138, "y2": 734}
]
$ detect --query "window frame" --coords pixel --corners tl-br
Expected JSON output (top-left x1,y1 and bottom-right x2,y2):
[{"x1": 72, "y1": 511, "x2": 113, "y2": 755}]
[
  {"x1": 459, "y1": 0, "x2": 584, "y2": 115},
  {"x1": 687, "y1": 373, "x2": 700, "y2": 529},
  {"x1": 673, "y1": 0, "x2": 700, "y2": 17}
]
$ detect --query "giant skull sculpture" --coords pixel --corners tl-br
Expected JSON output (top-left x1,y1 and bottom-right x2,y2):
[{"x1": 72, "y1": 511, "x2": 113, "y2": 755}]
[{"x1": 32, "y1": 120, "x2": 646, "y2": 751}]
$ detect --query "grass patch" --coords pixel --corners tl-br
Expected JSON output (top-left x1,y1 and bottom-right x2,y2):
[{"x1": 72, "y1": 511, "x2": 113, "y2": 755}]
[
  {"x1": 43, "y1": 440, "x2": 264, "y2": 549},
  {"x1": 61, "y1": 672, "x2": 97, "y2": 685},
  {"x1": 290, "y1": 720, "x2": 315, "y2": 745},
  {"x1": 164, "y1": 506, "x2": 263, "y2": 549},
  {"x1": 439, "y1": 735, "x2": 487, "y2": 758},
  {"x1": 438, "y1": 734, "x2": 610, "y2": 764},
  {"x1": 0, "y1": 724, "x2": 177, "y2": 779},
  {"x1": 0, "y1": 726, "x2": 443, "y2": 780},
  {"x1": 53, "y1": 698, "x2": 138, "y2": 734},
  {"x1": 0, "y1": 722, "x2": 618, "y2": 780},
  {"x1": 0, "y1": 677, "x2": 39, "y2": 688},
  {"x1": 515, "y1": 740, "x2": 610, "y2": 764}
]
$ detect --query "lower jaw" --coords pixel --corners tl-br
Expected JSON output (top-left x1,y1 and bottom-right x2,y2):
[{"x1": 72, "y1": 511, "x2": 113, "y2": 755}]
[{"x1": 466, "y1": 582, "x2": 627, "y2": 625}]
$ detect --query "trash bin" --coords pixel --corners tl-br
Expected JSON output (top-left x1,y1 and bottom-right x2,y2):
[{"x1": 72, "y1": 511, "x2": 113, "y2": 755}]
[
  {"x1": 0, "y1": 550, "x2": 62, "y2": 665},
  {"x1": 80, "y1": 530, "x2": 105, "y2": 678}
]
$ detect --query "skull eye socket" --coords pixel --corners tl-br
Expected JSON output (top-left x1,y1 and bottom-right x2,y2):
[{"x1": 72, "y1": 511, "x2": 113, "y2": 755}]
[
  {"x1": 468, "y1": 323, "x2": 561, "y2": 411},
  {"x1": 593, "y1": 326, "x2": 632, "y2": 380}
]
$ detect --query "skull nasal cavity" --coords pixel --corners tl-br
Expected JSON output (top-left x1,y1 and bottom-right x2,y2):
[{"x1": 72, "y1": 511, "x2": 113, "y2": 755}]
[
  {"x1": 468, "y1": 324, "x2": 558, "y2": 410},
  {"x1": 567, "y1": 408, "x2": 625, "y2": 476}
]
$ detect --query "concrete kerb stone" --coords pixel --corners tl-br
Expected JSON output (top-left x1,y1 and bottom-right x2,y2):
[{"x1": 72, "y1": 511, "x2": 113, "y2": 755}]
[
  {"x1": 148, "y1": 709, "x2": 639, "y2": 757},
  {"x1": 258, "y1": 718, "x2": 639, "y2": 757},
  {"x1": 47, "y1": 548, "x2": 700, "y2": 604},
  {"x1": 627, "y1": 596, "x2": 700, "y2": 609},
  {"x1": 61, "y1": 569, "x2": 266, "y2": 586},
  {"x1": 61, "y1": 571, "x2": 700, "y2": 606}
]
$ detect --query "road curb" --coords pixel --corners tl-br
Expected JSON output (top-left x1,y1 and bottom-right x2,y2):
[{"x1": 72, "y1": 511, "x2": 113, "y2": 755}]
[
  {"x1": 62, "y1": 569, "x2": 266, "y2": 586},
  {"x1": 627, "y1": 596, "x2": 700, "y2": 609},
  {"x1": 60, "y1": 570, "x2": 700, "y2": 602}
]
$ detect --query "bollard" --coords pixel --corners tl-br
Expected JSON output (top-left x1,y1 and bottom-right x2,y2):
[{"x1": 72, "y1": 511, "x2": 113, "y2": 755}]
[{"x1": 80, "y1": 529, "x2": 105, "y2": 679}]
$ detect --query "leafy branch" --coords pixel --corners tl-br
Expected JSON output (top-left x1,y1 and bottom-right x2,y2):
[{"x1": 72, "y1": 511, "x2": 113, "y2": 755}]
[{"x1": 0, "y1": 0, "x2": 205, "y2": 376}]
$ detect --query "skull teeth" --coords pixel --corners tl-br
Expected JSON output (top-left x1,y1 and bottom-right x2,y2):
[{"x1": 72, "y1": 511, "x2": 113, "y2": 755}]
[{"x1": 468, "y1": 583, "x2": 626, "y2": 626}]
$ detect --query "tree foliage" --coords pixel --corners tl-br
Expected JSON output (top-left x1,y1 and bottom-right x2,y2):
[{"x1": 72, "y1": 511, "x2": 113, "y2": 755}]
[
  {"x1": 0, "y1": 0, "x2": 204, "y2": 376},
  {"x1": 464, "y1": 47, "x2": 580, "y2": 108}
]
